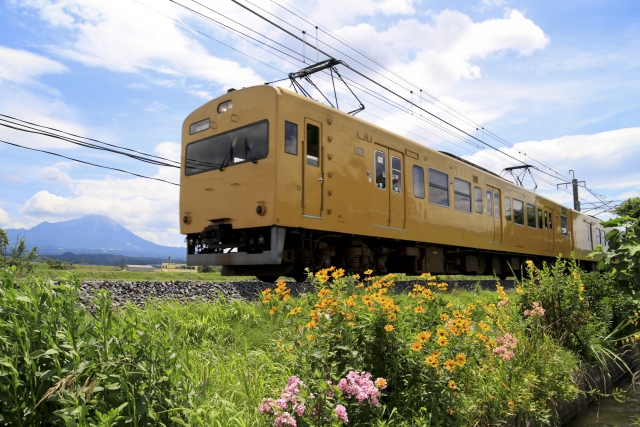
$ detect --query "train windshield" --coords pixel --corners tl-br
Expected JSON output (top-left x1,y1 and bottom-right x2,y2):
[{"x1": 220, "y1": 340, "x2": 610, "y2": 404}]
[{"x1": 185, "y1": 120, "x2": 268, "y2": 175}]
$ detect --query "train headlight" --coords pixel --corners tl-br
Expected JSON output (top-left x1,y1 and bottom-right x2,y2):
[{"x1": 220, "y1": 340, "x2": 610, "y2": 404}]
[
  {"x1": 256, "y1": 204, "x2": 266, "y2": 216},
  {"x1": 182, "y1": 215, "x2": 191, "y2": 224},
  {"x1": 217, "y1": 100, "x2": 233, "y2": 113}
]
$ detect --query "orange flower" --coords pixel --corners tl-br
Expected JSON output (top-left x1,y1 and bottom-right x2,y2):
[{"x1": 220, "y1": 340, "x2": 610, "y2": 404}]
[
  {"x1": 269, "y1": 306, "x2": 278, "y2": 315},
  {"x1": 411, "y1": 342, "x2": 423, "y2": 352},
  {"x1": 443, "y1": 359, "x2": 456, "y2": 371},
  {"x1": 414, "y1": 306, "x2": 425, "y2": 313},
  {"x1": 306, "y1": 334, "x2": 314, "y2": 341},
  {"x1": 289, "y1": 306, "x2": 302, "y2": 315},
  {"x1": 440, "y1": 313, "x2": 449, "y2": 321},
  {"x1": 425, "y1": 355, "x2": 438, "y2": 368},
  {"x1": 384, "y1": 324, "x2": 394, "y2": 332},
  {"x1": 448, "y1": 380, "x2": 457, "y2": 389},
  {"x1": 364, "y1": 269, "x2": 373, "y2": 275},
  {"x1": 318, "y1": 288, "x2": 330, "y2": 298},
  {"x1": 374, "y1": 378, "x2": 387, "y2": 388}
]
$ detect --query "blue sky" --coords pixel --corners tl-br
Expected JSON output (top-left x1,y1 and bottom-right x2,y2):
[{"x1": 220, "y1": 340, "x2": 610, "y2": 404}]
[{"x1": 0, "y1": 0, "x2": 638, "y2": 246}]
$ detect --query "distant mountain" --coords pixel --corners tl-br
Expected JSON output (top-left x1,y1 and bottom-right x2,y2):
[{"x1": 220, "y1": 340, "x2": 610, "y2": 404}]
[{"x1": 4, "y1": 215, "x2": 185, "y2": 260}]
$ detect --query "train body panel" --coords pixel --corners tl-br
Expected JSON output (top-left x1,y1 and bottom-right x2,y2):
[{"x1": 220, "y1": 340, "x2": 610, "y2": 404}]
[{"x1": 180, "y1": 85, "x2": 606, "y2": 278}]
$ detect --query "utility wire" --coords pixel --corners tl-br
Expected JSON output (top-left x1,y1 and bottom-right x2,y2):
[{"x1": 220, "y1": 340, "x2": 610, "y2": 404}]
[{"x1": 0, "y1": 139, "x2": 179, "y2": 186}]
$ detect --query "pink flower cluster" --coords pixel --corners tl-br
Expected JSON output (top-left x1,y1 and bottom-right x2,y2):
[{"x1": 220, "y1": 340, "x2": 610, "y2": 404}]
[
  {"x1": 497, "y1": 299, "x2": 509, "y2": 307},
  {"x1": 493, "y1": 333, "x2": 518, "y2": 362},
  {"x1": 259, "y1": 376, "x2": 307, "y2": 426},
  {"x1": 335, "y1": 404, "x2": 349, "y2": 425},
  {"x1": 337, "y1": 371, "x2": 385, "y2": 406},
  {"x1": 524, "y1": 302, "x2": 546, "y2": 317}
]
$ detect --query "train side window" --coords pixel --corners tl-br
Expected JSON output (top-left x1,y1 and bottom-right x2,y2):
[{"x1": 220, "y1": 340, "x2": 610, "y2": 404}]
[
  {"x1": 284, "y1": 121, "x2": 298, "y2": 155},
  {"x1": 505, "y1": 197, "x2": 512, "y2": 220},
  {"x1": 549, "y1": 214, "x2": 553, "y2": 231},
  {"x1": 391, "y1": 156, "x2": 402, "y2": 193},
  {"x1": 595, "y1": 228, "x2": 601, "y2": 245},
  {"x1": 494, "y1": 192, "x2": 500, "y2": 219},
  {"x1": 454, "y1": 178, "x2": 471, "y2": 212},
  {"x1": 544, "y1": 211, "x2": 548, "y2": 229},
  {"x1": 513, "y1": 199, "x2": 524, "y2": 225},
  {"x1": 601, "y1": 229, "x2": 607, "y2": 245},
  {"x1": 486, "y1": 190, "x2": 492, "y2": 216},
  {"x1": 474, "y1": 186, "x2": 483, "y2": 213},
  {"x1": 586, "y1": 225, "x2": 591, "y2": 242},
  {"x1": 306, "y1": 123, "x2": 319, "y2": 167},
  {"x1": 526, "y1": 204, "x2": 536, "y2": 228},
  {"x1": 560, "y1": 215, "x2": 568, "y2": 236},
  {"x1": 413, "y1": 165, "x2": 425, "y2": 198},
  {"x1": 375, "y1": 150, "x2": 386, "y2": 189},
  {"x1": 537, "y1": 209, "x2": 543, "y2": 229},
  {"x1": 428, "y1": 168, "x2": 449, "y2": 207}
]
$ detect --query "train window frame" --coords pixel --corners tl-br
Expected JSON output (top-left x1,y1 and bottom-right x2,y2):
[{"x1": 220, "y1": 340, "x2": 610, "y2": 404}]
[
  {"x1": 526, "y1": 203, "x2": 536, "y2": 228},
  {"x1": 284, "y1": 121, "x2": 298, "y2": 155},
  {"x1": 185, "y1": 119, "x2": 269, "y2": 176},
  {"x1": 391, "y1": 156, "x2": 402, "y2": 194},
  {"x1": 494, "y1": 192, "x2": 500, "y2": 219},
  {"x1": 454, "y1": 178, "x2": 472, "y2": 213},
  {"x1": 513, "y1": 199, "x2": 524, "y2": 226},
  {"x1": 560, "y1": 215, "x2": 568, "y2": 236},
  {"x1": 586, "y1": 224, "x2": 591, "y2": 242},
  {"x1": 428, "y1": 168, "x2": 450, "y2": 207},
  {"x1": 486, "y1": 189, "x2": 492, "y2": 217},
  {"x1": 474, "y1": 186, "x2": 483, "y2": 214},
  {"x1": 505, "y1": 197, "x2": 512, "y2": 221},
  {"x1": 596, "y1": 228, "x2": 602, "y2": 245},
  {"x1": 413, "y1": 165, "x2": 425, "y2": 199},
  {"x1": 374, "y1": 150, "x2": 387, "y2": 190}
]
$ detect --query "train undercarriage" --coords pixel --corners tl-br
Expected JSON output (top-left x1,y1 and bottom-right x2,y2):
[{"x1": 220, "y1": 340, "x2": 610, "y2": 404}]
[{"x1": 186, "y1": 225, "x2": 594, "y2": 282}]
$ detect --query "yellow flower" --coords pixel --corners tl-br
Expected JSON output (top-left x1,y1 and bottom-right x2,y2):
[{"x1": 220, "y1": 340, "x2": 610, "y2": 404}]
[
  {"x1": 262, "y1": 288, "x2": 272, "y2": 295},
  {"x1": 269, "y1": 306, "x2": 278, "y2": 315},
  {"x1": 448, "y1": 380, "x2": 457, "y2": 389},
  {"x1": 432, "y1": 350, "x2": 441, "y2": 358},
  {"x1": 436, "y1": 328, "x2": 447, "y2": 337},
  {"x1": 375, "y1": 378, "x2": 387, "y2": 388},
  {"x1": 440, "y1": 313, "x2": 449, "y2": 321},
  {"x1": 446, "y1": 302, "x2": 454, "y2": 308},
  {"x1": 425, "y1": 355, "x2": 438, "y2": 368},
  {"x1": 384, "y1": 324, "x2": 394, "y2": 332},
  {"x1": 332, "y1": 268, "x2": 345, "y2": 279},
  {"x1": 283, "y1": 295, "x2": 291, "y2": 302},
  {"x1": 437, "y1": 336, "x2": 449, "y2": 346},
  {"x1": 352, "y1": 273, "x2": 360, "y2": 280},
  {"x1": 447, "y1": 409, "x2": 454, "y2": 415},
  {"x1": 411, "y1": 342, "x2": 423, "y2": 352},
  {"x1": 455, "y1": 353, "x2": 467, "y2": 366},
  {"x1": 414, "y1": 306, "x2": 425, "y2": 313},
  {"x1": 318, "y1": 288, "x2": 330, "y2": 298},
  {"x1": 364, "y1": 269, "x2": 373, "y2": 275},
  {"x1": 262, "y1": 294, "x2": 272, "y2": 303},
  {"x1": 453, "y1": 310, "x2": 462, "y2": 318},
  {"x1": 307, "y1": 334, "x2": 314, "y2": 341},
  {"x1": 443, "y1": 359, "x2": 456, "y2": 371},
  {"x1": 289, "y1": 306, "x2": 302, "y2": 315},
  {"x1": 508, "y1": 399, "x2": 515, "y2": 409},
  {"x1": 417, "y1": 331, "x2": 432, "y2": 343},
  {"x1": 348, "y1": 322, "x2": 355, "y2": 327}
]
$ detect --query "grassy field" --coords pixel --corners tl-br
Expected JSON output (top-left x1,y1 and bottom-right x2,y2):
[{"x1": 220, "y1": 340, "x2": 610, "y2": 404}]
[{"x1": 5, "y1": 258, "x2": 635, "y2": 426}]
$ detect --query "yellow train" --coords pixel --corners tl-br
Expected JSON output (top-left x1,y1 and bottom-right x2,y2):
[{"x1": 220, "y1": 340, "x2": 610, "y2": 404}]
[{"x1": 180, "y1": 85, "x2": 605, "y2": 281}]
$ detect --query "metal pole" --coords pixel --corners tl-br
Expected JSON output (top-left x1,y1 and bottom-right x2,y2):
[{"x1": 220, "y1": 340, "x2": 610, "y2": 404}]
[{"x1": 572, "y1": 178, "x2": 580, "y2": 211}]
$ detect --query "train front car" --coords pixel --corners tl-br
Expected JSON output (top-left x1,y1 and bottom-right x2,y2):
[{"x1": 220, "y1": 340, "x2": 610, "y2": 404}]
[{"x1": 180, "y1": 86, "x2": 286, "y2": 281}]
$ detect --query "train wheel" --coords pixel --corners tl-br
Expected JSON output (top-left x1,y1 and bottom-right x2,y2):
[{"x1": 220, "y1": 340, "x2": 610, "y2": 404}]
[{"x1": 256, "y1": 276, "x2": 280, "y2": 283}]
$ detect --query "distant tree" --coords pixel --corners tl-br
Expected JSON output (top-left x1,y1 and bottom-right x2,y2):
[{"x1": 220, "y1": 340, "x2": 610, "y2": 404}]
[
  {"x1": 46, "y1": 259, "x2": 66, "y2": 270},
  {"x1": 612, "y1": 197, "x2": 640, "y2": 220},
  {"x1": 0, "y1": 227, "x2": 39, "y2": 275}
]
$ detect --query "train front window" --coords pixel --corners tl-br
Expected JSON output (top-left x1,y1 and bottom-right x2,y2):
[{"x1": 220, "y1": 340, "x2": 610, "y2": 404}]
[
  {"x1": 454, "y1": 178, "x2": 471, "y2": 212},
  {"x1": 513, "y1": 199, "x2": 524, "y2": 225},
  {"x1": 185, "y1": 120, "x2": 268, "y2": 175},
  {"x1": 284, "y1": 121, "x2": 298, "y2": 155},
  {"x1": 375, "y1": 151, "x2": 386, "y2": 189},
  {"x1": 428, "y1": 168, "x2": 449, "y2": 207}
]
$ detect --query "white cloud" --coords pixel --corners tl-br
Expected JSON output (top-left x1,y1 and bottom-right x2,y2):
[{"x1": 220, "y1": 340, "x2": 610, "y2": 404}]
[
  {"x1": 0, "y1": 45, "x2": 68, "y2": 86},
  {"x1": 0, "y1": 208, "x2": 10, "y2": 227},
  {"x1": 462, "y1": 127, "x2": 640, "y2": 210},
  {"x1": 311, "y1": 0, "x2": 418, "y2": 25},
  {"x1": 14, "y1": 0, "x2": 264, "y2": 90},
  {"x1": 37, "y1": 166, "x2": 74, "y2": 187},
  {"x1": 144, "y1": 101, "x2": 167, "y2": 113}
]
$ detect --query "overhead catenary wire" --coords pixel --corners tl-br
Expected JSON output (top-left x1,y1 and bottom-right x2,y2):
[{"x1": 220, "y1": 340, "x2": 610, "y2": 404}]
[{"x1": 0, "y1": 139, "x2": 179, "y2": 186}]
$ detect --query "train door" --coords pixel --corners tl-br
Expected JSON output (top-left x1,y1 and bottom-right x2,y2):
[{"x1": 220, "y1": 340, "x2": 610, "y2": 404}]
[
  {"x1": 544, "y1": 206, "x2": 555, "y2": 251},
  {"x1": 303, "y1": 119, "x2": 323, "y2": 218},
  {"x1": 373, "y1": 147, "x2": 389, "y2": 226},
  {"x1": 389, "y1": 150, "x2": 405, "y2": 229},
  {"x1": 485, "y1": 186, "x2": 502, "y2": 244}
]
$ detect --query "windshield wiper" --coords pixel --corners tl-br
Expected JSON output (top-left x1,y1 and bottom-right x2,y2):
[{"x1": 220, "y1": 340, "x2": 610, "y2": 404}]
[
  {"x1": 245, "y1": 138, "x2": 258, "y2": 164},
  {"x1": 219, "y1": 145, "x2": 233, "y2": 171}
]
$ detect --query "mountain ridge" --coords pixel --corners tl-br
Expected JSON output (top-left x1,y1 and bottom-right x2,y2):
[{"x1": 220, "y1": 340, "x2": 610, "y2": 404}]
[{"x1": 4, "y1": 215, "x2": 185, "y2": 260}]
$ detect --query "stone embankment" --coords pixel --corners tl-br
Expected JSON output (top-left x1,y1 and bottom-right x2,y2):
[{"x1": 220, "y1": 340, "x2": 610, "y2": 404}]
[{"x1": 77, "y1": 279, "x2": 514, "y2": 307}]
